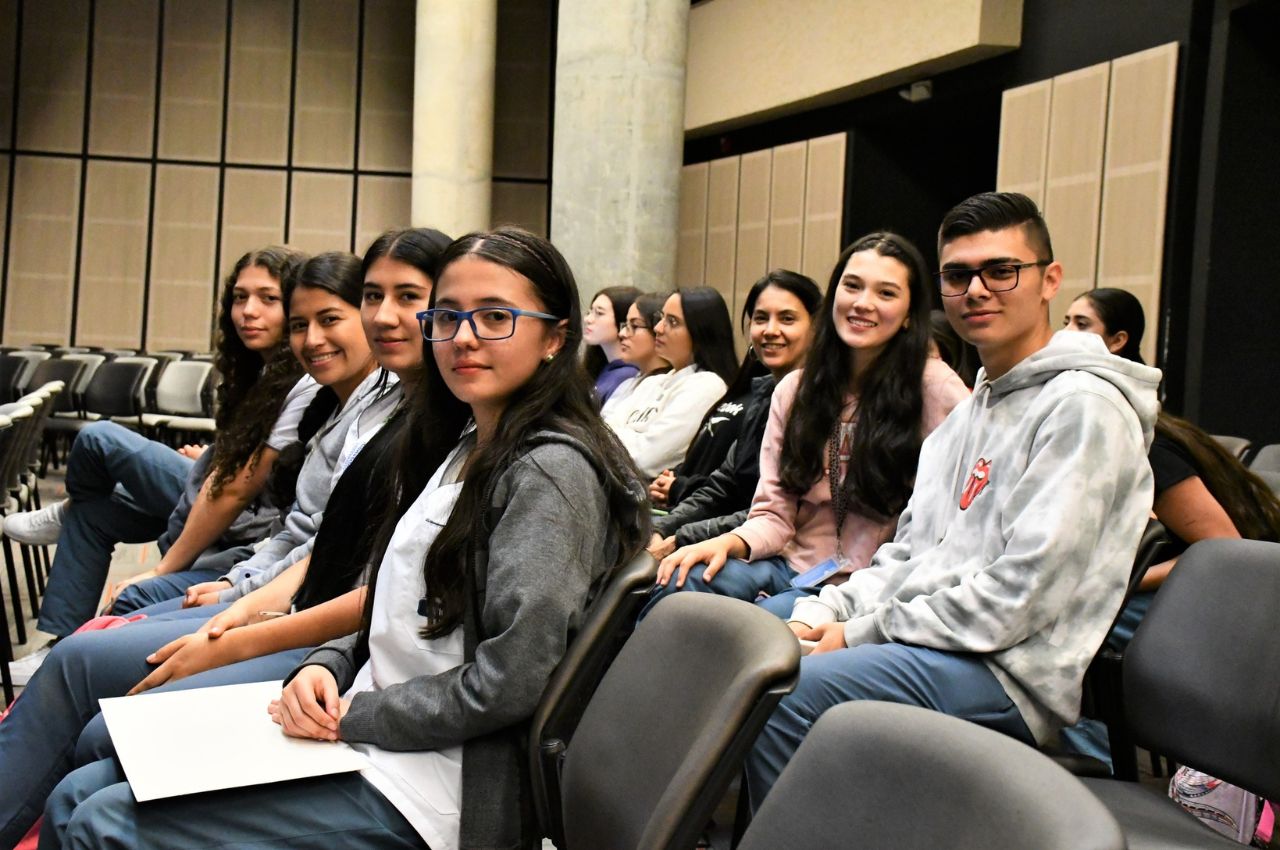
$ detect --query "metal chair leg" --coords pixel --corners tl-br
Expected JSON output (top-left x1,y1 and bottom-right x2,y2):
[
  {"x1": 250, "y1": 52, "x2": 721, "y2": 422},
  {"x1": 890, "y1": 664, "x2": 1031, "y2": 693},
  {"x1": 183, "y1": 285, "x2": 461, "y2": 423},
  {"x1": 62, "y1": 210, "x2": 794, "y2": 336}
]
[{"x1": 2, "y1": 536, "x2": 26, "y2": 646}]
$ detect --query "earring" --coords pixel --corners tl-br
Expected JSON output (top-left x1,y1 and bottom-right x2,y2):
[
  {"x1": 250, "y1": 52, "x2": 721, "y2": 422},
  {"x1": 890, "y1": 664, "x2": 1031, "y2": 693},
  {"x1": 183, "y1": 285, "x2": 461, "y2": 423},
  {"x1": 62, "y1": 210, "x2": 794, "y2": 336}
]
[{"x1": 544, "y1": 353, "x2": 556, "y2": 363}]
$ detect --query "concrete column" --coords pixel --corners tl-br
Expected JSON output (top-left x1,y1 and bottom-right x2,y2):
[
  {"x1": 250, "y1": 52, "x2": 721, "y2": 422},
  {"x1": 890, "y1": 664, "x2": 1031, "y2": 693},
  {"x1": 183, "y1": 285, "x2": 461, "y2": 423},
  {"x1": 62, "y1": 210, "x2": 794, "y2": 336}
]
[
  {"x1": 411, "y1": 0, "x2": 497, "y2": 236},
  {"x1": 551, "y1": 0, "x2": 689, "y2": 307}
]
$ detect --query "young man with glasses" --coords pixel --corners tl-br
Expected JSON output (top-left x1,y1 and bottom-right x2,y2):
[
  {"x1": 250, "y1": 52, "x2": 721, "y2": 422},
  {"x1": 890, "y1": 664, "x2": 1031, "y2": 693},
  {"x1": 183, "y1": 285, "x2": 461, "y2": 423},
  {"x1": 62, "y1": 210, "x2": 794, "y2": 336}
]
[{"x1": 746, "y1": 192, "x2": 1162, "y2": 805}]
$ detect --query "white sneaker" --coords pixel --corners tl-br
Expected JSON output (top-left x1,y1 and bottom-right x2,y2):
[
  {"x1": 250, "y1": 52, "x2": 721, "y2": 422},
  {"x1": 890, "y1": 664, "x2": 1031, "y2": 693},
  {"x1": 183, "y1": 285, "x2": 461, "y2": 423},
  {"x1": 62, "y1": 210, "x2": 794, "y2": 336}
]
[
  {"x1": 3, "y1": 499, "x2": 69, "y2": 546},
  {"x1": 8, "y1": 640, "x2": 56, "y2": 686}
]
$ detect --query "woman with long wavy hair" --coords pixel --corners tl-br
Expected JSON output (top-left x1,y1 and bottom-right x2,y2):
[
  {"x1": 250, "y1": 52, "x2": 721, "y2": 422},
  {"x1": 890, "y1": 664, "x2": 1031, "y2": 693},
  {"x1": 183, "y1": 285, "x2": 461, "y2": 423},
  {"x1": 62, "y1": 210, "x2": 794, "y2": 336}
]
[
  {"x1": 5, "y1": 247, "x2": 318, "y2": 673},
  {"x1": 647, "y1": 232, "x2": 970, "y2": 619}
]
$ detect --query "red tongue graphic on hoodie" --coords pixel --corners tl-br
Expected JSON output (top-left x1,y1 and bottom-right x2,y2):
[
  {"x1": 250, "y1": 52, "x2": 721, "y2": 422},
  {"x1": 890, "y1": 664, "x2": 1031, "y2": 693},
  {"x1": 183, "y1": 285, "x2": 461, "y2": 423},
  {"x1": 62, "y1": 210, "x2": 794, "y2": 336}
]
[{"x1": 960, "y1": 457, "x2": 991, "y2": 510}]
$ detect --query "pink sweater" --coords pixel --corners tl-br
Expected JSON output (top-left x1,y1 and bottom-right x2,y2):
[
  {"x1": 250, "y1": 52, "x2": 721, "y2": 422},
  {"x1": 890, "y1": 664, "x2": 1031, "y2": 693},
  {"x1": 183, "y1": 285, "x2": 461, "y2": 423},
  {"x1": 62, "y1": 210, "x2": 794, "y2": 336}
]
[{"x1": 734, "y1": 357, "x2": 970, "y2": 580}]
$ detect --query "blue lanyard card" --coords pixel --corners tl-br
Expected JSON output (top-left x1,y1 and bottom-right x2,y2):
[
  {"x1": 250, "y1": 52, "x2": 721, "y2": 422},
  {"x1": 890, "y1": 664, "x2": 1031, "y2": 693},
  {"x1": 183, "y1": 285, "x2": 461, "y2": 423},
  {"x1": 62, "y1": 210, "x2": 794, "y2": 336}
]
[{"x1": 791, "y1": 556, "x2": 842, "y2": 588}]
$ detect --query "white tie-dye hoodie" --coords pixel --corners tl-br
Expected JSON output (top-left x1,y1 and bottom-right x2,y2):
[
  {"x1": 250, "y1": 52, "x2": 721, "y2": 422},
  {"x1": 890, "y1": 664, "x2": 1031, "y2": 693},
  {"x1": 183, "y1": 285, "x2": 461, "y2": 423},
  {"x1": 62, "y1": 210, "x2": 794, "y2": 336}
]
[{"x1": 790, "y1": 331, "x2": 1161, "y2": 743}]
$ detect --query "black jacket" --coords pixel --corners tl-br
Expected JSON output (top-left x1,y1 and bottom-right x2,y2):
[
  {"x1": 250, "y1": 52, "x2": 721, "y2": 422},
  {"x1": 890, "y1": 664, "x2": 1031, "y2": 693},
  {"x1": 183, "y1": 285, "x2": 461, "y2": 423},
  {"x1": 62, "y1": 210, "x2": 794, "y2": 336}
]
[{"x1": 654, "y1": 375, "x2": 776, "y2": 544}]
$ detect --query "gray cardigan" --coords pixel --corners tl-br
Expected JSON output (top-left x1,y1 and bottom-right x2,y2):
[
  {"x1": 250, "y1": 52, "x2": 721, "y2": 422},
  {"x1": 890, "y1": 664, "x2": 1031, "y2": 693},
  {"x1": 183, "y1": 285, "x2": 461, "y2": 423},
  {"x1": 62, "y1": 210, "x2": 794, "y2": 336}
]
[{"x1": 293, "y1": 431, "x2": 637, "y2": 848}]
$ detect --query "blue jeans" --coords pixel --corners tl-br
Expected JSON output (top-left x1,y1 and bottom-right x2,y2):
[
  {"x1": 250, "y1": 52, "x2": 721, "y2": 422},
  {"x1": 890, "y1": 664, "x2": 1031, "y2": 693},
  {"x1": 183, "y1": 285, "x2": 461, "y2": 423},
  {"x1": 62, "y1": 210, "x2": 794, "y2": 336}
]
[
  {"x1": 640, "y1": 556, "x2": 795, "y2": 619},
  {"x1": 110, "y1": 568, "x2": 231, "y2": 615},
  {"x1": 754, "y1": 586, "x2": 820, "y2": 619},
  {"x1": 0, "y1": 604, "x2": 226, "y2": 846},
  {"x1": 745, "y1": 643, "x2": 1034, "y2": 808},
  {"x1": 46, "y1": 766, "x2": 424, "y2": 850},
  {"x1": 38, "y1": 423, "x2": 193, "y2": 637}
]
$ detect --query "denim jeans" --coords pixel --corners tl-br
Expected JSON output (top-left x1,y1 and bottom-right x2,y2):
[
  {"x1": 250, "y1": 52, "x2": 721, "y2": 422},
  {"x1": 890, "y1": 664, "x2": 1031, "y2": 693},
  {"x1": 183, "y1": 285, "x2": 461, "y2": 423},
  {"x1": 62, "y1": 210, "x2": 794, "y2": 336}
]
[
  {"x1": 640, "y1": 555, "x2": 795, "y2": 620},
  {"x1": 745, "y1": 643, "x2": 1034, "y2": 809},
  {"x1": 37, "y1": 423, "x2": 193, "y2": 637},
  {"x1": 0, "y1": 604, "x2": 223, "y2": 847}
]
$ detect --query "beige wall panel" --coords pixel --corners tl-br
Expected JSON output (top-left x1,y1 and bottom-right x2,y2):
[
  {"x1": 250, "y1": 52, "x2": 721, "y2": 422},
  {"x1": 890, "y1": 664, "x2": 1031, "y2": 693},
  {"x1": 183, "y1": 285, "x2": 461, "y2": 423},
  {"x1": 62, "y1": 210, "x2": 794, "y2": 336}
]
[
  {"x1": 16, "y1": 0, "x2": 90, "y2": 152},
  {"x1": 493, "y1": 0, "x2": 551, "y2": 180},
  {"x1": 1097, "y1": 42, "x2": 1178, "y2": 365},
  {"x1": 802, "y1": 132, "x2": 846, "y2": 283},
  {"x1": 76, "y1": 161, "x2": 150, "y2": 348},
  {"x1": 4, "y1": 157, "x2": 80, "y2": 345},
  {"x1": 0, "y1": 0, "x2": 19, "y2": 145},
  {"x1": 1043, "y1": 62, "x2": 1109, "y2": 328},
  {"x1": 225, "y1": 0, "x2": 293, "y2": 165},
  {"x1": 490, "y1": 182, "x2": 548, "y2": 239},
  {"x1": 768, "y1": 141, "x2": 806, "y2": 274},
  {"x1": 89, "y1": 0, "x2": 158, "y2": 156},
  {"x1": 996, "y1": 79, "x2": 1051, "y2": 206},
  {"x1": 676, "y1": 163, "x2": 709, "y2": 287},
  {"x1": 288, "y1": 172, "x2": 353, "y2": 255},
  {"x1": 359, "y1": 0, "x2": 414, "y2": 172},
  {"x1": 705, "y1": 156, "x2": 740, "y2": 314},
  {"x1": 219, "y1": 168, "x2": 287, "y2": 283},
  {"x1": 355, "y1": 175, "x2": 411, "y2": 254},
  {"x1": 157, "y1": 0, "x2": 227, "y2": 162},
  {"x1": 293, "y1": 0, "x2": 359, "y2": 168},
  {"x1": 147, "y1": 165, "x2": 220, "y2": 351},
  {"x1": 734, "y1": 149, "x2": 771, "y2": 339},
  {"x1": 1100, "y1": 42, "x2": 1177, "y2": 366},
  {"x1": 686, "y1": 0, "x2": 1022, "y2": 134}
]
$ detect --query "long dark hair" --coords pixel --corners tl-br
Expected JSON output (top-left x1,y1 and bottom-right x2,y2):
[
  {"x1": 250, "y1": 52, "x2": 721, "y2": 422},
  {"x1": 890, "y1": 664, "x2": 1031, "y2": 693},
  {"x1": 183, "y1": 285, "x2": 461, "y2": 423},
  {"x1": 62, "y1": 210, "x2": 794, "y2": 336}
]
[
  {"x1": 779, "y1": 232, "x2": 934, "y2": 519},
  {"x1": 1078, "y1": 287, "x2": 1146, "y2": 363},
  {"x1": 1084, "y1": 291, "x2": 1280, "y2": 542},
  {"x1": 288, "y1": 229, "x2": 452, "y2": 611},
  {"x1": 367, "y1": 227, "x2": 648, "y2": 640},
  {"x1": 205, "y1": 246, "x2": 309, "y2": 498},
  {"x1": 584, "y1": 285, "x2": 641, "y2": 378},
  {"x1": 670, "y1": 286, "x2": 738, "y2": 383}
]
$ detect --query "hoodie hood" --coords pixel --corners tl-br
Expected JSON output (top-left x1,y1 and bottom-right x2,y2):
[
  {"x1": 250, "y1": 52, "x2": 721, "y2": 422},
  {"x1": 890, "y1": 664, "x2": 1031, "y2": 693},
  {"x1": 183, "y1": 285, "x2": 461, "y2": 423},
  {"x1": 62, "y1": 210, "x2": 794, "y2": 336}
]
[{"x1": 979, "y1": 330, "x2": 1163, "y2": 447}]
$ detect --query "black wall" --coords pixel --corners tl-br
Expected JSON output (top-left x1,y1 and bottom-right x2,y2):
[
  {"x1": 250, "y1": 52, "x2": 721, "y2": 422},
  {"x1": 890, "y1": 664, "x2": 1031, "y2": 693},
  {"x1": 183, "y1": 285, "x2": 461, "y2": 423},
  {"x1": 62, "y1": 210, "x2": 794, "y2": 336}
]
[{"x1": 1183, "y1": 0, "x2": 1280, "y2": 443}]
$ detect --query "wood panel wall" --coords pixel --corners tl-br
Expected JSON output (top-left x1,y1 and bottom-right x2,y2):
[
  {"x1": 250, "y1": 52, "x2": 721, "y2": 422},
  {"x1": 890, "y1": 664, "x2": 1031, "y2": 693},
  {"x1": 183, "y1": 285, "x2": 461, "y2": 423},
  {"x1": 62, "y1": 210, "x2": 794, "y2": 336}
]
[
  {"x1": 676, "y1": 133, "x2": 846, "y2": 351},
  {"x1": 996, "y1": 43, "x2": 1178, "y2": 364}
]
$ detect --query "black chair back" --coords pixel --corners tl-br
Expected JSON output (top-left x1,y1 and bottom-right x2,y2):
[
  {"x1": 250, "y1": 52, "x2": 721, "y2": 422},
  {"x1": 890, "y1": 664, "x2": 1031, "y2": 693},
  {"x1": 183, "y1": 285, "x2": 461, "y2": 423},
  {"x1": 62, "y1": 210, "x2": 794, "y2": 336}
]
[
  {"x1": 559, "y1": 593, "x2": 799, "y2": 850},
  {"x1": 1125, "y1": 538, "x2": 1280, "y2": 802},
  {"x1": 25, "y1": 358, "x2": 86, "y2": 413},
  {"x1": 83, "y1": 361, "x2": 150, "y2": 419},
  {"x1": 0, "y1": 356, "x2": 30, "y2": 404},
  {"x1": 530, "y1": 551, "x2": 658, "y2": 845},
  {"x1": 740, "y1": 701, "x2": 1126, "y2": 850}
]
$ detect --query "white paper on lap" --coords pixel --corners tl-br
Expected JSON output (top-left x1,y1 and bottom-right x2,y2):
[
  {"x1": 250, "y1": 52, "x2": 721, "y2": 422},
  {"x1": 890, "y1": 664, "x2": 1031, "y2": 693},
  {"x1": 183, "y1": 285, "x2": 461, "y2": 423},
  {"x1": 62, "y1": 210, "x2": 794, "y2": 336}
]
[{"x1": 100, "y1": 680, "x2": 367, "y2": 802}]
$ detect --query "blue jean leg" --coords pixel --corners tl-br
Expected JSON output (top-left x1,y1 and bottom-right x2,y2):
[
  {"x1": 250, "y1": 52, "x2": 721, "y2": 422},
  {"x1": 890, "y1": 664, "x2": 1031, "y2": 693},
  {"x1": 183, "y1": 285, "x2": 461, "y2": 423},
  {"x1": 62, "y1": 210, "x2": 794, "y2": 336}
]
[
  {"x1": 38, "y1": 496, "x2": 171, "y2": 637},
  {"x1": 0, "y1": 614, "x2": 216, "y2": 848},
  {"x1": 640, "y1": 556, "x2": 794, "y2": 620},
  {"x1": 56, "y1": 769, "x2": 426, "y2": 850},
  {"x1": 744, "y1": 643, "x2": 1035, "y2": 809},
  {"x1": 754, "y1": 586, "x2": 820, "y2": 619},
  {"x1": 39, "y1": 425, "x2": 195, "y2": 637},
  {"x1": 110, "y1": 567, "x2": 229, "y2": 615},
  {"x1": 65, "y1": 422, "x2": 193, "y2": 516}
]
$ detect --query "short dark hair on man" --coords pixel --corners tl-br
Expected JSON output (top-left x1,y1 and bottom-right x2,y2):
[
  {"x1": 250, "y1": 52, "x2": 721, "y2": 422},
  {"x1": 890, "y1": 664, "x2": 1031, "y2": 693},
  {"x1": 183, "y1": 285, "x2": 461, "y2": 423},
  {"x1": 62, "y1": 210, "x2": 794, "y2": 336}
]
[{"x1": 938, "y1": 192, "x2": 1054, "y2": 261}]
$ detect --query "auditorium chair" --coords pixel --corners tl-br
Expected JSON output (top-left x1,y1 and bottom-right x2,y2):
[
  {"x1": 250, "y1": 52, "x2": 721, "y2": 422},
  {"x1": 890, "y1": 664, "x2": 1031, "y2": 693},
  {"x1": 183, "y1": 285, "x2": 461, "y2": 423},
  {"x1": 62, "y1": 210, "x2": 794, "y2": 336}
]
[
  {"x1": 739, "y1": 701, "x2": 1125, "y2": 850},
  {"x1": 1080, "y1": 538, "x2": 1280, "y2": 848},
  {"x1": 558, "y1": 593, "x2": 799, "y2": 850},
  {"x1": 530, "y1": 551, "x2": 657, "y2": 845}
]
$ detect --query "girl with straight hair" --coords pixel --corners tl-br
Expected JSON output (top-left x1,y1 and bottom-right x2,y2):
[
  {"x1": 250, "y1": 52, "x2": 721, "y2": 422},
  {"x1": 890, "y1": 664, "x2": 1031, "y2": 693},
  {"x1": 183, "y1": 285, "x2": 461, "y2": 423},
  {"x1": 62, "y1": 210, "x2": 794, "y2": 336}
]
[
  {"x1": 582, "y1": 284, "x2": 642, "y2": 403},
  {"x1": 48, "y1": 226, "x2": 648, "y2": 850},
  {"x1": 604, "y1": 285, "x2": 738, "y2": 477},
  {"x1": 599, "y1": 290, "x2": 671, "y2": 417},
  {"x1": 6, "y1": 247, "x2": 317, "y2": 676},
  {"x1": 646, "y1": 232, "x2": 969, "y2": 618}
]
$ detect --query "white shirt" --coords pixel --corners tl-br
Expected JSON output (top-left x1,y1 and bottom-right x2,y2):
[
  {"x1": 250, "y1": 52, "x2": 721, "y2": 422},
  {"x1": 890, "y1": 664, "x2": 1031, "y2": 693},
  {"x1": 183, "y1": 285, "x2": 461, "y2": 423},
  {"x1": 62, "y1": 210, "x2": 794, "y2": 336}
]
[
  {"x1": 345, "y1": 441, "x2": 468, "y2": 850},
  {"x1": 603, "y1": 364, "x2": 728, "y2": 477}
]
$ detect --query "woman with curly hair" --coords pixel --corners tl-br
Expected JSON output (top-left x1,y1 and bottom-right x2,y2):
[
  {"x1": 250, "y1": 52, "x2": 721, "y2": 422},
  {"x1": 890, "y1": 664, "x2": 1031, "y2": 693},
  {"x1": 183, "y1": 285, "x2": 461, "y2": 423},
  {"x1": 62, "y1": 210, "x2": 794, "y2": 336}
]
[{"x1": 5, "y1": 246, "x2": 320, "y2": 679}]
